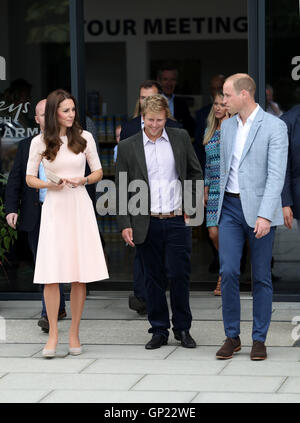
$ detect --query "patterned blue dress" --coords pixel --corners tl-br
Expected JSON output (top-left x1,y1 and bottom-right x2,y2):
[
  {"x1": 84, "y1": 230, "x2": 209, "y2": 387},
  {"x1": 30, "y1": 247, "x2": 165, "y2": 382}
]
[{"x1": 204, "y1": 129, "x2": 220, "y2": 227}]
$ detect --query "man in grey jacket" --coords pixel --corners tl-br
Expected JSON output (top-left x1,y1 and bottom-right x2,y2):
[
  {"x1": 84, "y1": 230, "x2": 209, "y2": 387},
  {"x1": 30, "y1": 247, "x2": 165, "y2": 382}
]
[{"x1": 116, "y1": 95, "x2": 203, "y2": 349}]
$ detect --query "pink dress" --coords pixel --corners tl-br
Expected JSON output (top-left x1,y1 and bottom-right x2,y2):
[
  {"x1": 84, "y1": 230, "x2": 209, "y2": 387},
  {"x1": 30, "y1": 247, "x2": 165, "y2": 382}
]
[{"x1": 26, "y1": 130, "x2": 109, "y2": 284}]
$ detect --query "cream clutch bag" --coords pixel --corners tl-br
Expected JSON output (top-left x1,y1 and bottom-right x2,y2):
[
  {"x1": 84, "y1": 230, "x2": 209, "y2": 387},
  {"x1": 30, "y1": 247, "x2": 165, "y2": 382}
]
[{"x1": 46, "y1": 169, "x2": 63, "y2": 184}]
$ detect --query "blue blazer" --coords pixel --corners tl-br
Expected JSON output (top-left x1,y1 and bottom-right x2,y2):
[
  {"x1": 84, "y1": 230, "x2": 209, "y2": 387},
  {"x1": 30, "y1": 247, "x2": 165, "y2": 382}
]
[
  {"x1": 217, "y1": 107, "x2": 288, "y2": 227},
  {"x1": 281, "y1": 105, "x2": 300, "y2": 219}
]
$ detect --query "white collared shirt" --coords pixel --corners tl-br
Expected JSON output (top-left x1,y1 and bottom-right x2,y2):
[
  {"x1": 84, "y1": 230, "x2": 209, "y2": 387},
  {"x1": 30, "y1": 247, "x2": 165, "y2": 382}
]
[
  {"x1": 226, "y1": 104, "x2": 260, "y2": 193},
  {"x1": 142, "y1": 128, "x2": 182, "y2": 213}
]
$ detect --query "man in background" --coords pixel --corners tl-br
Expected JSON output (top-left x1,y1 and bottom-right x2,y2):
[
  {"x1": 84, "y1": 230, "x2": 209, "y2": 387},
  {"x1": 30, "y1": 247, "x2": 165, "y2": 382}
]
[{"x1": 157, "y1": 65, "x2": 195, "y2": 138}]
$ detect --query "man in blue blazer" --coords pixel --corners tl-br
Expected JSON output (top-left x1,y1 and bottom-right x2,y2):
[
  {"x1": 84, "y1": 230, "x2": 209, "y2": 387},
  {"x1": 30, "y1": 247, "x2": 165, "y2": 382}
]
[
  {"x1": 281, "y1": 105, "x2": 300, "y2": 229},
  {"x1": 215, "y1": 74, "x2": 288, "y2": 361}
]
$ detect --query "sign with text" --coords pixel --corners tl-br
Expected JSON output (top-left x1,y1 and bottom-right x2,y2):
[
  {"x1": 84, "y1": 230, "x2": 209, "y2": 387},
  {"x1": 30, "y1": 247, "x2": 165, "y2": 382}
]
[{"x1": 84, "y1": 0, "x2": 247, "y2": 41}]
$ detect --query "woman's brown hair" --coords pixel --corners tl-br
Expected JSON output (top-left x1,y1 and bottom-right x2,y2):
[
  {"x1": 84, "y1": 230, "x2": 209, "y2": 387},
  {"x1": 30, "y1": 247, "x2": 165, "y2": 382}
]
[{"x1": 43, "y1": 89, "x2": 87, "y2": 161}]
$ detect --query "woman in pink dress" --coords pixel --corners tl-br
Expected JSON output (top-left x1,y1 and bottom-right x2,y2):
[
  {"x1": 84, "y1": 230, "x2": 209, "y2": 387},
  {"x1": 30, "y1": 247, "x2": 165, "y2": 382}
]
[{"x1": 26, "y1": 89, "x2": 109, "y2": 358}]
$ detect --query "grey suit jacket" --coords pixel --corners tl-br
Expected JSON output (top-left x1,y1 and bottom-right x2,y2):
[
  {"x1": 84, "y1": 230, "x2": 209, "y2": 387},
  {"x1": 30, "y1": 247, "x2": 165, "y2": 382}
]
[
  {"x1": 115, "y1": 127, "x2": 203, "y2": 244},
  {"x1": 217, "y1": 107, "x2": 288, "y2": 227}
]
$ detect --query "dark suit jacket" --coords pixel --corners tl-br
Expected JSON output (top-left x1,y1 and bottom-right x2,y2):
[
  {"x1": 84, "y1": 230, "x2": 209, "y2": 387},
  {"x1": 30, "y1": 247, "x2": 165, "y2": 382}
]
[
  {"x1": 4, "y1": 137, "x2": 40, "y2": 232},
  {"x1": 4, "y1": 135, "x2": 98, "y2": 232},
  {"x1": 173, "y1": 96, "x2": 195, "y2": 138},
  {"x1": 281, "y1": 105, "x2": 300, "y2": 219},
  {"x1": 116, "y1": 127, "x2": 203, "y2": 244},
  {"x1": 120, "y1": 116, "x2": 182, "y2": 141}
]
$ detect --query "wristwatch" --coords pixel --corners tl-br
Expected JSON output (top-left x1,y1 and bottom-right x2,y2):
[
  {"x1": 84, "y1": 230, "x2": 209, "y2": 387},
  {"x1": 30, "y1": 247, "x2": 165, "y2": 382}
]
[{"x1": 83, "y1": 177, "x2": 89, "y2": 186}]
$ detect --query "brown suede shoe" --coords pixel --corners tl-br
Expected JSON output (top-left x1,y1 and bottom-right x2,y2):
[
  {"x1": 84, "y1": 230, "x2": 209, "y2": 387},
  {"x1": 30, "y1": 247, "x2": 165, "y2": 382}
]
[
  {"x1": 216, "y1": 336, "x2": 241, "y2": 359},
  {"x1": 250, "y1": 341, "x2": 267, "y2": 360}
]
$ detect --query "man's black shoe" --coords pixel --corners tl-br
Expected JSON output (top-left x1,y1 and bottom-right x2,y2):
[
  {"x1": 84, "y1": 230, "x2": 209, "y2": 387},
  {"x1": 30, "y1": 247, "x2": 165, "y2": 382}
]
[
  {"x1": 58, "y1": 309, "x2": 67, "y2": 320},
  {"x1": 38, "y1": 316, "x2": 49, "y2": 331},
  {"x1": 129, "y1": 295, "x2": 147, "y2": 313},
  {"x1": 174, "y1": 331, "x2": 197, "y2": 348},
  {"x1": 145, "y1": 335, "x2": 168, "y2": 350},
  {"x1": 137, "y1": 306, "x2": 147, "y2": 316},
  {"x1": 38, "y1": 309, "x2": 67, "y2": 332}
]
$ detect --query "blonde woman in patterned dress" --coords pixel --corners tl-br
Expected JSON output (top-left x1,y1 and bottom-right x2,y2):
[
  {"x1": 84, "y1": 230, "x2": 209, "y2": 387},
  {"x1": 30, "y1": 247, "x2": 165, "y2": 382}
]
[{"x1": 203, "y1": 91, "x2": 229, "y2": 295}]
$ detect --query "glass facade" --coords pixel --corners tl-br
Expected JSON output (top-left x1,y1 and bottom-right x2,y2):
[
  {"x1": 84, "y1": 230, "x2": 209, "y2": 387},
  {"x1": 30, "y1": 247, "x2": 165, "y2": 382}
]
[
  {"x1": 0, "y1": 0, "x2": 299, "y2": 298},
  {"x1": 266, "y1": 0, "x2": 300, "y2": 297},
  {"x1": 0, "y1": 0, "x2": 71, "y2": 294}
]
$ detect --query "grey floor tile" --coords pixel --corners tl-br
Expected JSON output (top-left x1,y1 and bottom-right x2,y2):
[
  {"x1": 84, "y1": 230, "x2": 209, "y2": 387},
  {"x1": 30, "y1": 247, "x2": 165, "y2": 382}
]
[
  {"x1": 4, "y1": 319, "x2": 295, "y2": 347},
  {"x1": 0, "y1": 344, "x2": 44, "y2": 357},
  {"x1": 0, "y1": 357, "x2": 94, "y2": 373},
  {"x1": 0, "y1": 373, "x2": 142, "y2": 391},
  {"x1": 192, "y1": 392, "x2": 300, "y2": 403},
  {"x1": 41, "y1": 390, "x2": 196, "y2": 403},
  {"x1": 0, "y1": 390, "x2": 50, "y2": 403},
  {"x1": 164, "y1": 346, "x2": 300, "y2": 362},
  {"x1": 272, "y1": 302, "x2": 300, "y2": 310},
  {"x1": 64, "y1": 344, "x2": 177, "y2": 360},
  {"x1": 133, "y1": 374, "x2": 284, "y2": 393},
  {"x1": 0, "y1": 301, "x2": 42, "y2": 319},
  {"x1": 220, "y1": 361, "x2": 300, "y2": 377},
  {"x1": 278, "y1": 377, "x2": 300, "y2": 393},
  {"x1": 82, "y1": 359, "x2": 227, "y2": 375},
  {"x1": 271, "y1": 309, "x2": 300, "y2": 322}
]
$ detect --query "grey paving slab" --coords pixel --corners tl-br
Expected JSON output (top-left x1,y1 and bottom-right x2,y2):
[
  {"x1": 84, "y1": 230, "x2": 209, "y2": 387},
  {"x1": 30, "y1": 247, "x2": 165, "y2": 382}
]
[
  {"x1": 220, "y1": 361, "x2": 300, "y2": 377},
  {"x1": 0, "y1": 343, "x2": 44, "y2": 357},
  {"x1": 272, "y1": 302, "x2": 300, "y2": 310},
  {"x1": 0, "y1": 301, "x2": 42, "y2": 319},
  {"x1": 278, "y1": 377, "x2": 300, "y2": 393},
  {"x1": 271, "y1": 309, "x2": 300, "y2": 322},
  {"x1": 0, "y1": 390, "x2": 50, "y2": 403},
  {"x1": 64, "y1": 344, "x2": 177, "y2": 360},
  {"x1": 0, "y1": 373, "x2": 142, "y2": 391},
  {"x1": 0, "y1": 357, "x2": 94, "y2": 373},
  {"x1": 167, "y1": 346, "x2": 300, "y2": 362},
  {"x1": 133, "y1": 374, "x2": 284, "y2": 393},
  {"x1": 192, "y1": 392, "x2": 300, "y2": 403},
  {"x1": 82, "y1": 359, "x2": 227, "y2": 375},
  {"x1": 41, "y1": 390, "x2": 196, "y2": 403},
  {"x1": 4, "y1": 319, "x2": 295, "y2": 346}
]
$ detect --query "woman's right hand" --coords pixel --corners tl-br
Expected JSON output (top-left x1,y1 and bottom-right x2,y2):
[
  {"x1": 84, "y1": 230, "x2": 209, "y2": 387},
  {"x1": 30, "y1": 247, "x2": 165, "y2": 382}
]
[{"x1": 47, "y1": 180, "x2": 66, "y2": 190}]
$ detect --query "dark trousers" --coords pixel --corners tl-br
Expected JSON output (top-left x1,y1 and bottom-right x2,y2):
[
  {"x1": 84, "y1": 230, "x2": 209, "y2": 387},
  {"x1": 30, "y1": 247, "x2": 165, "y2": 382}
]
[
  {"x1": 219, "y1": 195, "x2": 275, "y2": 342},
  {"x1": 133, "y1": 249, "x2": 146, "y2": 300},
  {"x1": 27, "y1": 205, "x2": 65, "y2": 317},
  {"x1": 136, "y1": 216, "x2": 192, "y2": 338}
]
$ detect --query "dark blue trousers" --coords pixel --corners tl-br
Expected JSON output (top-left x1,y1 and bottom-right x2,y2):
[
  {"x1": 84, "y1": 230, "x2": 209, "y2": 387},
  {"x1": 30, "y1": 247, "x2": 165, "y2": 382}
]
[
  {"x1": 133, "y1": 249, "x2": 146, "y2": 300},
  {"x1": 27, "y1": 205, "x2": 65, "y2": 317},
  {"x1": 136, "y1": 216, "x2": 192, "y2": 338},
  {"x1": 219, "y1": 195, "x2": 275, "y2": 342}
]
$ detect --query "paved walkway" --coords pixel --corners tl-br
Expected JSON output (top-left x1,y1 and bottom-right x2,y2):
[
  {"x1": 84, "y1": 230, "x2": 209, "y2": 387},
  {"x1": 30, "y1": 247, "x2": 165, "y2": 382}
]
[{"x1": 0, "y1": 292, "x2": 300, "y2": 403}]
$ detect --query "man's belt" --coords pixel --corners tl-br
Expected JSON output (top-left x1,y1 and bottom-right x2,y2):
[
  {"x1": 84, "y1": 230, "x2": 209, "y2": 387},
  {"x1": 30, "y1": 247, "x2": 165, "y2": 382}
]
[
  {"x1": 150, "y1": 210, "x2": 182, "y2": 219},
  {"x1": 225, "y1": 191, "x2": 240, "y2": 198}
]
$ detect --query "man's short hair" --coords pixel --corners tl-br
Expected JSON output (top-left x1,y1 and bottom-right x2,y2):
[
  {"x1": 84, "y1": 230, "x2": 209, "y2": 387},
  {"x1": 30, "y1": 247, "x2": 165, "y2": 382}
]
[
  {"x1": 141, "y1": 94, "x2": 171, "y2": 118},
  {"x1": 227, "y1": 73, "x2": 256, "y2": 97},
  {"x1": 139, "y1": 80, "x2": 162, "y2": 93},
  {"x1": 157, "y1": 64, "x2": 178, "y2": 81}
]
